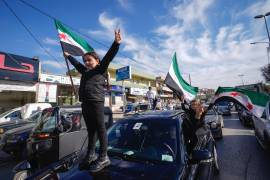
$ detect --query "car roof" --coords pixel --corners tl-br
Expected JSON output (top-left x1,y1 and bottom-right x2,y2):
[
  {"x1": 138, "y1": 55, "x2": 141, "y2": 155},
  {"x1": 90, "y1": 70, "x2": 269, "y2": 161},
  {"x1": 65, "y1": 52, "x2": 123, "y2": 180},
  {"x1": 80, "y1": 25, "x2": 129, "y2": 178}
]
[{"x1": 123, "y1": 110, "x2": 183, "y2": 121}]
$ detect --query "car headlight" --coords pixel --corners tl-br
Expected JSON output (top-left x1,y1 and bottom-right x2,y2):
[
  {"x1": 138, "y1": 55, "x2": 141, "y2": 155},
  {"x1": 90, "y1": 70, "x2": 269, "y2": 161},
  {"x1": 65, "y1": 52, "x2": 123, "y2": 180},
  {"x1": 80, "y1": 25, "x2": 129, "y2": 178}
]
[
  {"x1": 0, "y1": 128, "x2": 4, "y2": 134},
  {"x1": 211, "y1": 122, "x2": 217, "y2": 129}
]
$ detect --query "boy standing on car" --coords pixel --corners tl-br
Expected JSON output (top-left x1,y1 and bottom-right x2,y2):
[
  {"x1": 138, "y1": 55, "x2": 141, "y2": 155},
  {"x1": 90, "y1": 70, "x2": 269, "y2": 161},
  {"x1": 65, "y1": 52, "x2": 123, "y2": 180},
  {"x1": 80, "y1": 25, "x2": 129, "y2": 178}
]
[{"x1": 64, "y1": 30, "x2": 121, "y2": 172}]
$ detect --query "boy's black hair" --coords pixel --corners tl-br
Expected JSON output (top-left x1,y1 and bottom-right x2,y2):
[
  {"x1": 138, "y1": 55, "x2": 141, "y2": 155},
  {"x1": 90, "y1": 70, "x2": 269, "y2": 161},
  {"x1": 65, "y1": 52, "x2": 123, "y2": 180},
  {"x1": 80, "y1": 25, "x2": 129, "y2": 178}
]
[{"x1": 83, "y1": 51, "x2": 100, "y2": 63}]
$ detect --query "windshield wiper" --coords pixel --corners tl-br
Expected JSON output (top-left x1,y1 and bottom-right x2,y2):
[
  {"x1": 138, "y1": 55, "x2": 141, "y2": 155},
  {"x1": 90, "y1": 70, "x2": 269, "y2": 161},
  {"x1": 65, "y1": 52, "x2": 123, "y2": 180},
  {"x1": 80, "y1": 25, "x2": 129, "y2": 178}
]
[{"x1": 108, "y1": 150, "x2": 157, "y2": 164}]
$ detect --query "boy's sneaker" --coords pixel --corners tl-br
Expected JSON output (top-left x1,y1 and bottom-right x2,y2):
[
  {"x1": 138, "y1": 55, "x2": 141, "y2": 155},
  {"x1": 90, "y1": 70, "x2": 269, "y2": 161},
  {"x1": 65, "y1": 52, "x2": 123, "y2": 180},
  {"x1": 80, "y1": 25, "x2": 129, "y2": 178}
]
[
  {"x1": 78, "y1": 155, "x2": 97, "y2": 170},
  {"x1": 89, "y1": 156, "x2": 111, "y2": 173}
]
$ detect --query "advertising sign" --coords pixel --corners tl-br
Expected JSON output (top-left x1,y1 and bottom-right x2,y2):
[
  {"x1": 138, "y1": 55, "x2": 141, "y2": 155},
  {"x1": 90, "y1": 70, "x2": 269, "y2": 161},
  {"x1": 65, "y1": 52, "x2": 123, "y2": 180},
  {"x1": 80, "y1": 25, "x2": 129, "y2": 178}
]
[
  {"x1": 116, "y1": 66, "x2": 131, "y2": 81},
  {"x1": 40, "y1": 73, "x2": 80, "y2": 85},
  {"x1": 130, "y1": 87, "x2": 148, "y2": 96},
  {"x1": 37, "y1": 83, "x2": 57, "y2": 103},
  {"x1": 0, "y1": 52, "x2": 39, "y2": 82}
]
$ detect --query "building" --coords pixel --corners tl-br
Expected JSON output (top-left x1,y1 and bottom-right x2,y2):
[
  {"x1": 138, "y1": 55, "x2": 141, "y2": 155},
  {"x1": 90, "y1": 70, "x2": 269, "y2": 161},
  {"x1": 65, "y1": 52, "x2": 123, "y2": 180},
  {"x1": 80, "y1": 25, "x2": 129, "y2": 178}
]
[
  {"x1": 0, "y1": 51, "x2": 162, "y2": 113},
  {"x1": 0, "y1": 52, "x2": 40, "y2": 113}
]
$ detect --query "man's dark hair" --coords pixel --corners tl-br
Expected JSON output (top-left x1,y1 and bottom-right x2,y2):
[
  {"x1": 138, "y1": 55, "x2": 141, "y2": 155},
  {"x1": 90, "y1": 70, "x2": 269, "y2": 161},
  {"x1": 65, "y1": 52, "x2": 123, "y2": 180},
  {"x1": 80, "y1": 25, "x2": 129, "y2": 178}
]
[
  {"x1": 83, "y1": 51, "x2": 100, "y2": 63},
  {"x1": 149, "y1": 87, "x2": 152, "y2": 90}
]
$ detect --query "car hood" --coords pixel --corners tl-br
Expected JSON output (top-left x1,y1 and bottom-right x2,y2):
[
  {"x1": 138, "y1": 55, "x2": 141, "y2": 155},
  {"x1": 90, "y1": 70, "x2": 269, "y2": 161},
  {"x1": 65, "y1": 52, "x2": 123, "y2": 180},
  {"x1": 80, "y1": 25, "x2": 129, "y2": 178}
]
[
  {"x1": 5, "y1": 123, "x2": 35, "y2": 135},
  {"x1": 66, "y1": 158, "x2": 183, "y2": 180},
  {"x1": 0, "y1": 120, "x2": 31, "y2": 130}
]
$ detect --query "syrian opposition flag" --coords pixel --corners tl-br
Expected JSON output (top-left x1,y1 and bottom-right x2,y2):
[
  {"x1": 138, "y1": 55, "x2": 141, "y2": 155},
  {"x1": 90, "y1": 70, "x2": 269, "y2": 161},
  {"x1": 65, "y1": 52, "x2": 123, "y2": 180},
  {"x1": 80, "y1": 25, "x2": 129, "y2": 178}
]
[
  {"x1": 211, "y1": 87, "x2": 270, "y2": 117},
  {"x1": 165, "y1": 53, "x2": 198, "y2": 101},
  {"x1": 55, "y1": 20, "x2": 94, "y2": 56}
]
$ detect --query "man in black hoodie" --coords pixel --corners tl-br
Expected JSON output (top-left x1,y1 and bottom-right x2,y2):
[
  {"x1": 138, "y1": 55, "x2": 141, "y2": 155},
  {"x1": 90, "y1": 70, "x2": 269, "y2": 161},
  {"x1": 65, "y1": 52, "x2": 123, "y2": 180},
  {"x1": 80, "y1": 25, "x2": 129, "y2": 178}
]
[
  {"x1": 182, "y1": 99, "x2": 206, "y2": 153},
  {"x1": 64, "y1": 30, "x2": 121, "y2": 172}
]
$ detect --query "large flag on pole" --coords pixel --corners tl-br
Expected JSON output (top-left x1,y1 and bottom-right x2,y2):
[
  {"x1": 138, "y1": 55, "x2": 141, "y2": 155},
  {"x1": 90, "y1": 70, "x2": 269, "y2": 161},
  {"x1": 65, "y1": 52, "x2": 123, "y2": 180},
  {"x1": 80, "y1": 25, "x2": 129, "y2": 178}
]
[
  {"x1": 211, "y1": 87, "x2": 270, "y2": 117},
  {"x1": 165, "y1": 53, "x2": 198, "y2": 101},
  {"x1": 55, "y1": 20, "x2": 94, "y2": 56}
]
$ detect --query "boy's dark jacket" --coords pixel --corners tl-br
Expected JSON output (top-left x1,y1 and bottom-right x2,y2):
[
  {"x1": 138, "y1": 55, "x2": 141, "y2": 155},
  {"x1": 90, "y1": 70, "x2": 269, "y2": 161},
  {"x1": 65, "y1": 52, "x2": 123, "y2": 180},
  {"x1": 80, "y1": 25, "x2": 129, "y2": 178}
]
[{"x1": 67, "y1": 41, "x2": 119, "y2": 102}]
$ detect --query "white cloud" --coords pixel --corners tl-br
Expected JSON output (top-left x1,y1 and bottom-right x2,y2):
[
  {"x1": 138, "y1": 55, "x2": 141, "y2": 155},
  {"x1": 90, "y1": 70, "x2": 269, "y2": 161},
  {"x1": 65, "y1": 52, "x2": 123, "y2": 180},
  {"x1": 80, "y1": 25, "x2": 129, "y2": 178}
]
[
  {"x1": 41, "y1": 60, "x2": 66, "y2": 69},
  {"x1": 172, "y1": 0, "x2": 214, "y2": 29},
  {"x1": 86, "y1": 0, "x2": 269, "y2": 89},
  {"x1": 42, "y1": 37, "x2": 59, "y2": 46},
  {"x1": 117, "y1": 0, "x2": 133, "y2": 12}
]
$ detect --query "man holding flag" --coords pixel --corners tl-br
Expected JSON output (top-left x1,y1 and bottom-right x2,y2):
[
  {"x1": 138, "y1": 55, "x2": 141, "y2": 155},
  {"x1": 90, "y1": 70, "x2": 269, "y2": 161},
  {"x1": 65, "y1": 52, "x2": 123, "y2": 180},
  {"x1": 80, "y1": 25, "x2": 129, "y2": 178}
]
[{"x1": 55, "y1": 20, "x2": 121, "y2": 172}]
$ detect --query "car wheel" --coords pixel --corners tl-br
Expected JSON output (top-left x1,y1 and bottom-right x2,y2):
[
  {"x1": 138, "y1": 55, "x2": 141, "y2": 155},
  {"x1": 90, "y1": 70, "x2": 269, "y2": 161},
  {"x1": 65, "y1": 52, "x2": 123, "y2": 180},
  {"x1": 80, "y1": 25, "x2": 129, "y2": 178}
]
[
  {"x1": 13, "y1": 170, "x2": 30, "y2": 180},
  {"x1": 213, "y1": 145, "x2": 220, "y2": 175}
]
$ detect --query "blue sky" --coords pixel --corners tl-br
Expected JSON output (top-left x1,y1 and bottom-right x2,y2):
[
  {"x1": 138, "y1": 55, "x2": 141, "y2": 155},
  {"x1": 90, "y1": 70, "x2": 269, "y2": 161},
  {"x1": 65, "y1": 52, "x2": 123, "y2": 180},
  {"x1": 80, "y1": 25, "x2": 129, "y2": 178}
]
[{"x1": 0, "y1": 0, "x2": 270, "y2": 88}]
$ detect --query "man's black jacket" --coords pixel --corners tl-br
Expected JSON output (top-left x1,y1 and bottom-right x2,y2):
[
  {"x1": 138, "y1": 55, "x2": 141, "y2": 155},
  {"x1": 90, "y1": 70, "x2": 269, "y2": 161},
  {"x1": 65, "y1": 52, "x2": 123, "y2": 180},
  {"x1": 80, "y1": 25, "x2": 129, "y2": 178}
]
[{"x1": 67, "y1": 41, "x2": 119, "y2": 102}]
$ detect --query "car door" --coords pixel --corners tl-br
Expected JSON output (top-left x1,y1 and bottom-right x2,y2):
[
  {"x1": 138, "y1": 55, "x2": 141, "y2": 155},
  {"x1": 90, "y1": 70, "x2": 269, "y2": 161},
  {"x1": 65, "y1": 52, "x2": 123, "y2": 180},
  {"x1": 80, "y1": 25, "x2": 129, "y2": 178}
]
[{"x1": 256, "y1": 102, "x2": 269, "y2": 140}]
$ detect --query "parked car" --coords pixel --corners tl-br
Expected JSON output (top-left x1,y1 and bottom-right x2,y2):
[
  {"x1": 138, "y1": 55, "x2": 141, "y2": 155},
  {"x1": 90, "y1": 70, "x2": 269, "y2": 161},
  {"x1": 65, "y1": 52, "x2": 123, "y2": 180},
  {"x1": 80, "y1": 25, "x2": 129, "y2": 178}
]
[
  {"x1": 216, "y1": 101, "x2": 231, "y2": 116},
  {"x1": 237, "y1": 106, "x2": 254, "y2": 127},
  {"x1": 0, "y1": 111, "x2": 42, "y2": 158},
  {"x1": 0, "y1": 107, "x2": 22, "y2": 123},
  {"x1": 13, "y1": 105, "x2": 113, "y2": 179},
  {"x1": 204, "y1": 107, "x2": 224, "y2": 139},
  {"x1": 14, "y1": 110, "x2": 219, "y2": 180},
  {"x1": 0, "y1": 119, "x2": 32, "y2": 140},
  {"x1": 124, "y1": 103, "x2": 149, "y2": 116},
  {"x1": 253, "y1": 101, "x2": 270, "y2": 151},
  {"x1": 20, "y1": 103, "x2": 52, "y2": 119}
]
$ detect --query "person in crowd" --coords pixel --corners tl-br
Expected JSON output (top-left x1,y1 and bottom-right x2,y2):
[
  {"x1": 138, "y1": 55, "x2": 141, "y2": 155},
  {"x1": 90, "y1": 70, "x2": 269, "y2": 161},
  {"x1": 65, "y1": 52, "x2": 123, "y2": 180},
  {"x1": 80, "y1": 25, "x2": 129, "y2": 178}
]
[
  {"x1": 63, "y1": 30, "x2": 121, "y2": 172},
  {"x1": 146, "y1": 87, "x2": 155, "y2": 109},
  {"x1": 182, "y1": 98, "x2": 206, "y2": 153}
]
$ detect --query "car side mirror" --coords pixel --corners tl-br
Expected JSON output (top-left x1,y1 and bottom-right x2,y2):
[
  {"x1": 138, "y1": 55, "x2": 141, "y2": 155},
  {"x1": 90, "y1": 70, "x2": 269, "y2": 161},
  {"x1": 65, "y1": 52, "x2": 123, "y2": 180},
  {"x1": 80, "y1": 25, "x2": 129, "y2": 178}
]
[
  {"x1": 12, "y1": 160, "x2": 31, "y2": 172},
  {"x1": 190, "y1": 149, "x2": 212, "y2": 164}
]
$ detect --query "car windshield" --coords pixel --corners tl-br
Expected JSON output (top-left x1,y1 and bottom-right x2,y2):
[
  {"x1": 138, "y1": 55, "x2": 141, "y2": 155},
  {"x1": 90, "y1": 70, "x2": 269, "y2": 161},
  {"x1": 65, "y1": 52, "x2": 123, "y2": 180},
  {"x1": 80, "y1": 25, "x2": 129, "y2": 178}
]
[
  {"x1": 217, "y1": 101, "x2": 229, "y2": 106},
  {"x1": 0, "y1": 108, "x2": 19, "y2": 118},
  {"x1": 105, "y1": 119, "x2": 178, "y2": 163},
  {"x1": 33, "y1": 108, "x2": 57, "y2": 133},
  {"x1": 27, "y1": 111, "x2": 42, "y2": 122}
]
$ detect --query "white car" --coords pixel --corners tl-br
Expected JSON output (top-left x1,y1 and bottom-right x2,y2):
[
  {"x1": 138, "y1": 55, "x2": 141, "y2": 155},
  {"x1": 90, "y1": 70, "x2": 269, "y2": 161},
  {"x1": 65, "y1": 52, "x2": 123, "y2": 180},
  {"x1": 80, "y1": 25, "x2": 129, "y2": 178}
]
[
  {"x1": 0, "y1": 107, "x2": 22, "y2": 123},
  {"x1": 20, "y1": 103, "x2": 52, "y2": 119}
]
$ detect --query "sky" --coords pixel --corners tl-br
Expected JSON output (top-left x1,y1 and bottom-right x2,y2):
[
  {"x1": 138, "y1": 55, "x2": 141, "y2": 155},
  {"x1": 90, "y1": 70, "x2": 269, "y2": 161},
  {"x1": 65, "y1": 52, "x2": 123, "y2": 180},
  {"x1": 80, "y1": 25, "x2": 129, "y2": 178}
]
[{"x1": 1, "y1": 0, "x2": 270, "y2": 89}]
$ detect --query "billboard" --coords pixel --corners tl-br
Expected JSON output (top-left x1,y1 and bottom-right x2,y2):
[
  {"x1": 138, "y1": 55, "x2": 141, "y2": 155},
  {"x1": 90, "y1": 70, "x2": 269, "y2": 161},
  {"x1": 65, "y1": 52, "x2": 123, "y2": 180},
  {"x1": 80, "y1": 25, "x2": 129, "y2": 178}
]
[
  {"x1": 0, "y1": 52, "x2": 39, "y2": 82},
  {"x1": 116, "y1": 66, "x2": 131, "y2": 81}
]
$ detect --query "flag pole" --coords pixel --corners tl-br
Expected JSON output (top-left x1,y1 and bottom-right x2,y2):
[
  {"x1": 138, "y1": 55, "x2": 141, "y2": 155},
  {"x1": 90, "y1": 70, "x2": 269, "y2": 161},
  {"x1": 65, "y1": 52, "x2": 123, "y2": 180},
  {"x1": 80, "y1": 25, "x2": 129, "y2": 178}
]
[{"x1": 60, "y1": 46, "x2": 78, "y2": 104}]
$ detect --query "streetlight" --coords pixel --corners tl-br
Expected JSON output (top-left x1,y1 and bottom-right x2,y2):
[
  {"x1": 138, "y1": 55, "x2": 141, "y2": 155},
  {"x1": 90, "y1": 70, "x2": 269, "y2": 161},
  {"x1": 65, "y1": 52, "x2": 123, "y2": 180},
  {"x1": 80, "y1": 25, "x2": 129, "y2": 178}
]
[
  {"x1": 254, "y1": 12, "x2": 270, "y2": 43},
  {"x1": 250, "y1": 42, "x2": 270, "y2": 64},
  {"x1": 238, "y1": 74, "x2": 245, "y2": 86},
  {"x1": 254, "y1": 12, "x2": 270, "y2": 65}
]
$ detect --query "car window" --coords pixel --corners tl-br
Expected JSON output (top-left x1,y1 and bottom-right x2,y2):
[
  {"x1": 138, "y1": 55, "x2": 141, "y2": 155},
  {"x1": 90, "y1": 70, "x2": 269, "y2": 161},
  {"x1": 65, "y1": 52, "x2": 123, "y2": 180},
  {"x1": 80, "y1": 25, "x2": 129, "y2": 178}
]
[
  {"x1": 105, "y1": 119, "x2": 178, "y2": 163},
  {"x1": 7, "y1": 110, "x2": 21, "y2": 119},
  {"x1": 59, "y1": 111, "x2": 82, "y2": 133},
  {"x1": 28, "y1": 111, "x2": 42, "y2": 122},
  {"x1": 261, "y1": 110, "x2": 266, "y2": 119},
  {"x1": 33, "y1": 109, "x2": 57, "y2": 133}
]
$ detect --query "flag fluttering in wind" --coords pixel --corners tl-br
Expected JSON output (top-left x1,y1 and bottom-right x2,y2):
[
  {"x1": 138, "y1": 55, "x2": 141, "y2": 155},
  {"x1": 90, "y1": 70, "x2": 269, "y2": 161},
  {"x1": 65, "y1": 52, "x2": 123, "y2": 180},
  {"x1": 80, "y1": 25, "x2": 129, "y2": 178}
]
[
  {"x1": 165, "y1": 53, "x2": 198, "y2": 101},
  {"x1": 55, "y1": 20, "x2": 94, "y2": 56},
  {"x1": 211, "y1": 87, "x2": 270, "y2": 117}
]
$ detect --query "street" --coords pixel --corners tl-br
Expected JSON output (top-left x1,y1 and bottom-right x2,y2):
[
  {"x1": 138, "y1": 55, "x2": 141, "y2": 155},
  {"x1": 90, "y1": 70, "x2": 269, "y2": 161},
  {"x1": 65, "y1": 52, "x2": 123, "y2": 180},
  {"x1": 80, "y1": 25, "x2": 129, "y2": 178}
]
[
  {"x1": 1, "y1": 112, "x2": 270, "y2": 180},
  {"x1": 214, "y1": 113, "x2": 270, "y2": 180}
]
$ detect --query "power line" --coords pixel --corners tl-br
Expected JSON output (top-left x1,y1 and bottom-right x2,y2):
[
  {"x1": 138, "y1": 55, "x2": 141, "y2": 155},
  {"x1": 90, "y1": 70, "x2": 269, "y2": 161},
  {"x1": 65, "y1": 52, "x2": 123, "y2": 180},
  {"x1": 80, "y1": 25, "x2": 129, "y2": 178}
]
[
  {"x1": 2, "y1": 0, "x2": 66, "y2": 70},
  {"x1": 18, "y1": 0, "x2": 166, "y2": 74}
]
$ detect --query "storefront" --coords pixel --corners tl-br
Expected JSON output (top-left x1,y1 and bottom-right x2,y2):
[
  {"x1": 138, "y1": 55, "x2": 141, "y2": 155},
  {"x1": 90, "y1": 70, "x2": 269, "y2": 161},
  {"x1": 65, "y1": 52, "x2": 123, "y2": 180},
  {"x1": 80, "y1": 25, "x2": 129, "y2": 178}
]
[
  {"x1": 127, "y1": 87, "x2": 149, "y2": 103},
  {"x1": 0, "y1": 52, "x2": 39, "y2": 113},
  {"x1": 39, "y1": 73, "x2": 80, "y2": 105}
]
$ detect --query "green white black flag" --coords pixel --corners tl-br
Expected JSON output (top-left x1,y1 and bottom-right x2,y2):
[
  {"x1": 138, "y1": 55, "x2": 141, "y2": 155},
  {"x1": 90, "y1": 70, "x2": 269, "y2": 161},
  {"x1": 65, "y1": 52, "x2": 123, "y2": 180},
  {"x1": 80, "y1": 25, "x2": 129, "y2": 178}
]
[
  {"x1": 55, "y1": 20, "x2": 94, "y2": 56},
  {"x1": 165, "y1": 53, "x2": 198, "y2": 101}
]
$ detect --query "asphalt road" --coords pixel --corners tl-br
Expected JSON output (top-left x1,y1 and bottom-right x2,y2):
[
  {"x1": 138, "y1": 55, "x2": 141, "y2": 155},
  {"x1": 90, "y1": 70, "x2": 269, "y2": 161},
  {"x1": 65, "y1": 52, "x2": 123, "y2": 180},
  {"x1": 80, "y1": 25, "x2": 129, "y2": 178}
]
[
  {"x1": 214, "y1": 112, "x2": 270, "y2": 180},
  {"x1": 1, "y1": 112, "x2": 270, "y2": 180}
]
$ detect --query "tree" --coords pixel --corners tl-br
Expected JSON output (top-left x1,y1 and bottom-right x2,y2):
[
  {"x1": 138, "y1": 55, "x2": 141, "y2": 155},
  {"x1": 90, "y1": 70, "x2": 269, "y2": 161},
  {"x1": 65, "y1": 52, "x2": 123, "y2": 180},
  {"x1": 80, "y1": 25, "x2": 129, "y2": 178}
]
[{"x1": 261, "y1": 64, "x2": 270, "y2": 82}]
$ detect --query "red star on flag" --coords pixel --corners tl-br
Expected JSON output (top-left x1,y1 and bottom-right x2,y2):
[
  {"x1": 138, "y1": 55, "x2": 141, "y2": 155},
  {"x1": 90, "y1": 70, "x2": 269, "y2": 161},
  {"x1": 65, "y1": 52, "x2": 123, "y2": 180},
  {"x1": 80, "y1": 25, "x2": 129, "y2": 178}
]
[
  {"x1": 246, "y1": 103, "x2": 253, "y2": 111},
  {"x1": 230, "y1": 92, "x2": 239, "y2": 97},
  {"x1": 59, "y1": 33, "x2": 67, "y2": 40}
]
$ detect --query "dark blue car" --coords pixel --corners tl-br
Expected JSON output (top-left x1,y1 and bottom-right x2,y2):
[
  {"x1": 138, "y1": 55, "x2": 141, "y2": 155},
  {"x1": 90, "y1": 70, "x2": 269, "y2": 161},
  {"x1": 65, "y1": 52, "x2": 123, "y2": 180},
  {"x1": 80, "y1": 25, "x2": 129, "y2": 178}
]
[{"x1": 14, "y1": 111, "x2": 219, "y2": 180}]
